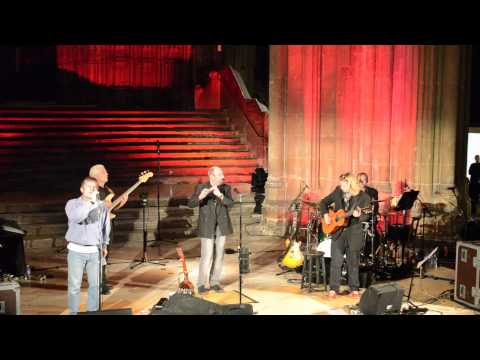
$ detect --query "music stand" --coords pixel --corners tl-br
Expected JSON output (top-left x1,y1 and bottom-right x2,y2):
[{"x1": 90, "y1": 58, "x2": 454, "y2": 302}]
[
  {"x1": 393, "y1": 190, "x2": 419, "y2": 268},
  {"x1": 394, "y1": 191, "x2": 419, "y2": 223},
  {"x1": 130, "y1": 192, "x2": 167, "y2": 269}
]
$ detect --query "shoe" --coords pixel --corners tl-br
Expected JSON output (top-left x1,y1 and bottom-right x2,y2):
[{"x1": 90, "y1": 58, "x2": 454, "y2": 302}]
[
  {"x1": 198, "y1": 285, "x2": 209, "y2": 294},
  {"x1": 211, "y1": 284, "x2": 224, "y2": 293},
  {"x1": 350, "y1": 290, "x2": 360, "y2": 299},
  {"x1": 101, "y1": 286, "x2": 111, "y2": 295},
  {"x1": 328, "y1": 290, "x2": 337, "y2": 299}
]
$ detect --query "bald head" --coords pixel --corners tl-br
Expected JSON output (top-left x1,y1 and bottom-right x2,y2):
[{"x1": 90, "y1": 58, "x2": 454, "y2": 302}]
[
  {"x1": 208, "y1": 166, "x2": 224, "y2": 186},
  {"x1": 89, "y1": 164, "x2": 108, "y2": 187}
]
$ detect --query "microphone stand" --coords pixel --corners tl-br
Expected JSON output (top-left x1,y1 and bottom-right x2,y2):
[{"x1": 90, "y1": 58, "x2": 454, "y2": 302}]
[
  {"x1": 233, "y1": 192, "x2": 258, "y2": 304},
  {"x1": 96, "y1": 199, "x2": 105, "y2": 311},
  {"x1": 402, "y1": 247, "x2": 438, "y2": 314},
  {"x1": 130, "y1": 193, "x2": 167, "y2": 269},
  {"x1": 156, "y1": 140, "x2": 161, "y2": 243}
]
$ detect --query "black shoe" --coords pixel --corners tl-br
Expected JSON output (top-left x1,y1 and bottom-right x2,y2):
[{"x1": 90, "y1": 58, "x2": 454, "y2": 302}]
[
  {"x1": 211, "y1": 284, "x2": 224, "y2": 293},
  {"x1": 101, "y1": 284, "x2": 112, "y2": 295},
  {"x1": 198, "y1": 285, "x2": 209, "y2": 294}
]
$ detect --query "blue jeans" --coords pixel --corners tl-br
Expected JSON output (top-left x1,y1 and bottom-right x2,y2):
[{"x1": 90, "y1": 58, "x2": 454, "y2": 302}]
[{"x1": 68, "y1": 250, "x2": 100, "y2": 314}]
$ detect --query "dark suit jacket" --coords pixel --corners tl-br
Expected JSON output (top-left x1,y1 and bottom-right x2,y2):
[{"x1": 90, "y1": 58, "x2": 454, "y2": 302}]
[
  {"x1": 319, "y1": 186, "x2": 371, "y2": 240},
  {"x1": 188, "y1": 183, "x2": 234, "y2": 239},
  {"x1": 364, "y1": 186, "x2": 379, "y2": 215}
]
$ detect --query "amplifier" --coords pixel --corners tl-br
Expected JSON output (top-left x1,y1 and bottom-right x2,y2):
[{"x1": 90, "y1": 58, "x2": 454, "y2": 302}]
[
  {"x1": 454, "y1": 241, "x2": 480, "y2": 310},
  {"x1": 0, "y1": 222, "x2": 27, "y2": 276},
  {"x1": 0, "y1": 281, "x2": 21, "y2": 315}
]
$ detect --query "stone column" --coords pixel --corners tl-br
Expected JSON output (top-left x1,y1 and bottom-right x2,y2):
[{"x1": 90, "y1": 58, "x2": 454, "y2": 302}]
[{"x1": 264, "y1": 45, "x2": 289, "y2": 234}]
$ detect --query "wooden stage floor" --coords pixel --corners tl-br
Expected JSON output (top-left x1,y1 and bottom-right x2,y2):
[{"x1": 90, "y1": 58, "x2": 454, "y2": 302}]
[{"x1": 16, "y1": 240, "x2": 479, "y2": 316}]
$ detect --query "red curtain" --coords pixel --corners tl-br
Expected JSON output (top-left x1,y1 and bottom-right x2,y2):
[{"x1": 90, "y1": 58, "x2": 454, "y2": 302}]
[
  {"x1": 56, "y1": 45, "x2": 192, "y2": 88},
  {"x1": 294, "y1": 45, "x2": 419, "y2": 195}
]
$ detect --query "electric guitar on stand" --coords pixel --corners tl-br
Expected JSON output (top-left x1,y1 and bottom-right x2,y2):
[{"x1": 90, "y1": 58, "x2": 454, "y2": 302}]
[
  {"x1": 176, "y1": 246, "x2": 195, "y2": 295},
  {"x1": 281, "y1": 186, "x2": 309, "y2": 269}
]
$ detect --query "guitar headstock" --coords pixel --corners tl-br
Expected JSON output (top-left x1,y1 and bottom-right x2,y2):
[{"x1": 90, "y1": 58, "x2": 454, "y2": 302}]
[{"x1": 138, "y1": 170, "x2": 153, "y2": 183}]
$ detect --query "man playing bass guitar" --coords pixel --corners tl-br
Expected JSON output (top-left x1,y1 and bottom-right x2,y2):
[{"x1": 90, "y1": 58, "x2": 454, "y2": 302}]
[{"x1": 319, "y1": 173, "x2": 371, "y2": 299}]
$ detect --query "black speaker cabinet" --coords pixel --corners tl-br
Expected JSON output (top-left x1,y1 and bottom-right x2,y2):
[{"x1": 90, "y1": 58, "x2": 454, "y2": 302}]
[
  {"x1": 151, "y1": 294, "x2": 253, "y2": 315},
  {"x1": 359, "y1": 282, "x2": 404, "y2": 315},
  {"x1": 0, "y1": 223, "x2": 27, "y2": 276},
  {"x1": 78, "y1": 308, "x2": 133, "y2": 315},
  {"x1": 0, "y1": 281, "x2": 21, "y2": 315},
  {"x1": 387, "y1": 224, "x2": 410, "y2": 244}
]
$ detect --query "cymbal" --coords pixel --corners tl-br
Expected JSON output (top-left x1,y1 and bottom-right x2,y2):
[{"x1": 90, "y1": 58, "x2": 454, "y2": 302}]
[{"x1": 302, "y1": 200, "x2": 320, "y2": 208}]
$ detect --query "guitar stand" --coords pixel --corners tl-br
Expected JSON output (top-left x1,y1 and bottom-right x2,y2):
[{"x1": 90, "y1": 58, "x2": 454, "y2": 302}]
[
  {"x1": 130, "y1": 193, "x2": 167, "y2": 270},
  {"x1": 276, "y1": 268, "x2": 295, "y2": 276}
]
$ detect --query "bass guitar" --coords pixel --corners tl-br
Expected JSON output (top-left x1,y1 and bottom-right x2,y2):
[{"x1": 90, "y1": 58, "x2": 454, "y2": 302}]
[
  {"x1": 106, "y1": 170, "x2": 153, "y2": 219},
  {"x1": 321, "y1": 206, "x2": 371, "y2": 235}
]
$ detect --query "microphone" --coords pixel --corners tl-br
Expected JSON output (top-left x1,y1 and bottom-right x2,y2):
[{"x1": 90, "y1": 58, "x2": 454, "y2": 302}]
[
  {"x1": 91, "y1": 191, "x2": 100, "y2": 204},
  {"x1": 156, "y1": 140, "x2": 160, "y2": 154}
]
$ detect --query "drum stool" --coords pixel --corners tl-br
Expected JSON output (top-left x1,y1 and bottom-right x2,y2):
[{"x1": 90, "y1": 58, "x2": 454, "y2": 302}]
[{"x1": 301, "y1": 251, "x2": 327, "y2": 292}]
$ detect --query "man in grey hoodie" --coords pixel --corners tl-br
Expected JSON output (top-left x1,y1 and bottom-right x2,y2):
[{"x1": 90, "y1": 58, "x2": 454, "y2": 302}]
[{"x1": 65, "y1": 176, "x2": 111, "y2": 314}]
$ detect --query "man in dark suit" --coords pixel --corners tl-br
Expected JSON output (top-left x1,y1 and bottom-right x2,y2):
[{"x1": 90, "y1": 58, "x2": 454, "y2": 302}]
[
  {"x1": 357, "y1": 172, "x2": 379, "y2": 216},
  {"x1": 469, "y1": 155, "x2": 480, "y2": 218},
  {"x1": 319, "y1": 173, "x2": 371, "y2": 299},
  {"x1": 188, "y1": 166, "x2": 234, "y2": 294}
]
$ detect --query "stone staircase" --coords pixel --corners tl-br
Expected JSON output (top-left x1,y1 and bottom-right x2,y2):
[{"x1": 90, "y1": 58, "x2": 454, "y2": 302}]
[
  {"x1": 0, "y1": 195, "x2": 264, "y2": 250},
  {"x1": 0, "y1": 108, "x2": 263, "y2": 249},
  {"x1": 0, "y1": 108, "x2": 258, "y2": 193}
]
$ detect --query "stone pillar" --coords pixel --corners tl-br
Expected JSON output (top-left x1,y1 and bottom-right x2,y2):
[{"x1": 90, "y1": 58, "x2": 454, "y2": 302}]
[
  {"x1": 414, "y1": 46, "x2": 467, "y2": 201},
  {"x1": 264, "y1": 45, "x2": 289, "y2": 234}
]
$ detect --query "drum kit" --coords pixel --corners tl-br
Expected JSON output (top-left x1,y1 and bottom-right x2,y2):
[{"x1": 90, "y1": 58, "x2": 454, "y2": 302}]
[{"x1": 301, "y1": 195, "x2": 417, "y2": 283}]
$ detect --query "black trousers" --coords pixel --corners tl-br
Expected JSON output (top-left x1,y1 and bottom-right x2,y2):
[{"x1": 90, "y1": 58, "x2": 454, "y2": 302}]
[
  {"x1": 470, "y1": 193, "x2": 479, "y2": 216},
  {"x1": 329, "y1": 224, "x2": 364, "y2": 292},
  {"x1": 102, "y1": 219, "x2": 115, "y2": 288}
]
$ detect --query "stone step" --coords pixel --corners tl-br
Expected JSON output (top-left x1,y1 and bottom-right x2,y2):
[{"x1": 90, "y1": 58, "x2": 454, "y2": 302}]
[
  {"x1": 0, "y1": 152, "x2": 255, "y2": 162},
  {"x1": 0, "y1": 109, "x2": 226, "y2": 117},
  {"x1": 3, "y1": 203, "x2": 257, "y2": 223},
  {"x1": 21, "y1": 215, "x2": 264, "y2": 246},
  {"x1": 1, "y1": 167, "x2": 257, "y2": 185},
  {"x1": 0, "y1": 138, "x2": 243, "y2": 146},
  {"x1": 24, "y1": 225, "x2": 269, "y2": 250},
  {"x1": 0, "y1": 144, "x2": 249, "y2": 153},
  {"x1": 1, "y1": 123, "x2": 231, "y2": 130},
  {"x1": 0, "y1": 117, "x2": 228, "y2": 123}
]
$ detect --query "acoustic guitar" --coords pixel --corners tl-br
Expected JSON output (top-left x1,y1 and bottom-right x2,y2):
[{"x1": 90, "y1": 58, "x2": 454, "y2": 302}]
[
  {"x1": 105, "y1": 170, "x2": 153, "y2": 220},
  {"x1": 321, "y1": 207, "x2": 371, "y2": 235},
  {"x1": 176, "y1": 246, "x2": 195, "y2": 295}
]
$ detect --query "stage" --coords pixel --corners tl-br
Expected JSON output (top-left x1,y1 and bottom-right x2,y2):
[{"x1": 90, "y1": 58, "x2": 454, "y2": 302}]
[{"x1": 16, "y1": 237, "x2": 478, "y2": 315}]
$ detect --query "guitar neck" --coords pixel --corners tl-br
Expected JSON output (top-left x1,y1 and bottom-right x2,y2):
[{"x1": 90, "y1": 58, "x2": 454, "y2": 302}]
[
  {"x1": 111, "y1": 181, "x2": 142, "y2": 209},
  {"x1": 181, "y1": 258, "x2": 189, "y2": 278},
  {"x1": 176, "y1": 248, "x2": 189, "y2": 277}
]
